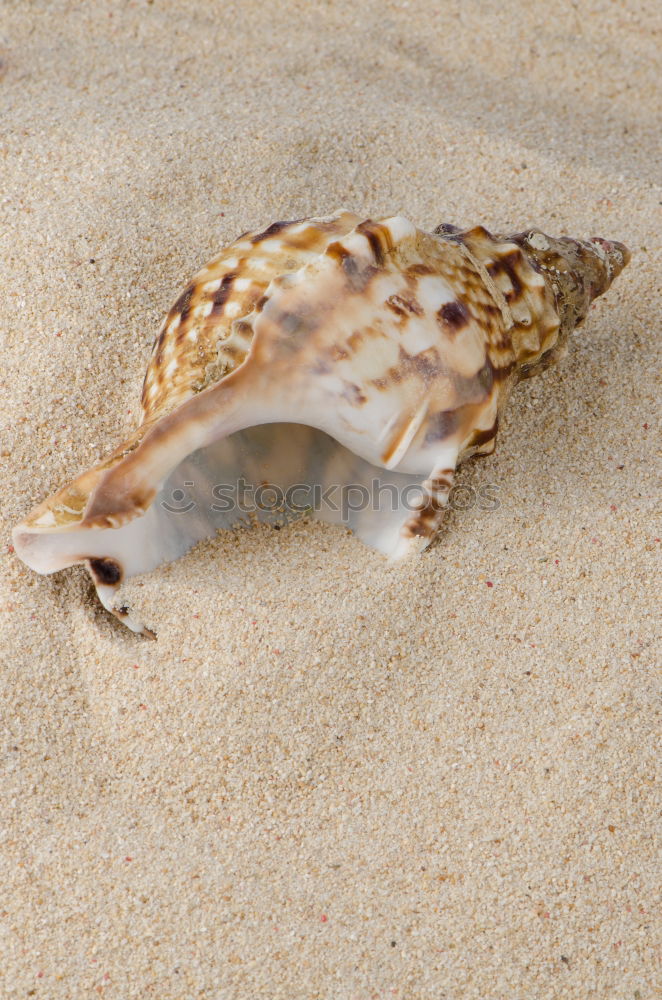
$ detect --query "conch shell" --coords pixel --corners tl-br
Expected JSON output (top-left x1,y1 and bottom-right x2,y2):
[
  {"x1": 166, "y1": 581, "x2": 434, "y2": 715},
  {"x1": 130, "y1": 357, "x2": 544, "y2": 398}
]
[{"x1": 13, "y1": 212, "x2": 629, "y2": 636}]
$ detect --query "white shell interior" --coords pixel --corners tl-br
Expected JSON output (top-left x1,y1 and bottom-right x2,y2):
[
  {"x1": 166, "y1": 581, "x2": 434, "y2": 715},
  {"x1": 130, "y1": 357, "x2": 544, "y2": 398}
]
[{"x1": 16, "y1": 423, "x2": 430, "y2": 580}]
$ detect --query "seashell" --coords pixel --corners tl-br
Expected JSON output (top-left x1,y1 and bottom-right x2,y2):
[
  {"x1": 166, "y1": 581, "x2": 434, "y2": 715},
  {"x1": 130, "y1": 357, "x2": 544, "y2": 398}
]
[{"x1": 13, "y1": 211, "x2": 630, "y2": 636}]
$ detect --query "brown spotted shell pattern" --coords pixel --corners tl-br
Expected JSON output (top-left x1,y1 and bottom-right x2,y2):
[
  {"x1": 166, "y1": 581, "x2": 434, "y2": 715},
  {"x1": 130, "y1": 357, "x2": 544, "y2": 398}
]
[{"x1": 13, "y1": 211, "x2": 629, "y2": 635}]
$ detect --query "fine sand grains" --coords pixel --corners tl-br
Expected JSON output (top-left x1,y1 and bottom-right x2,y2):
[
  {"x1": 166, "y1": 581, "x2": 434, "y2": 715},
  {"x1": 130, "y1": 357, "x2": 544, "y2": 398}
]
[{"x1": 1, "y1": 1, "x2": 660, "y2": 998}]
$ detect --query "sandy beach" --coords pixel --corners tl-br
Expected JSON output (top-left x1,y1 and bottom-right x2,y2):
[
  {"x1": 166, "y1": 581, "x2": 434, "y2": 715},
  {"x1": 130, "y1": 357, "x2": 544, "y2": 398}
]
[{"x1": 1, "y1": 1, "x2": 660, "y2": 997}]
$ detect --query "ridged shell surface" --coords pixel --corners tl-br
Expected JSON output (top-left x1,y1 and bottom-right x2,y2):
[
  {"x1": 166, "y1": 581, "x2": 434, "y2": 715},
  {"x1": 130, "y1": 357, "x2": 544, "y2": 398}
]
[{"x1": 12, "y1": 211, "x2": 630, "y2": 635}]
